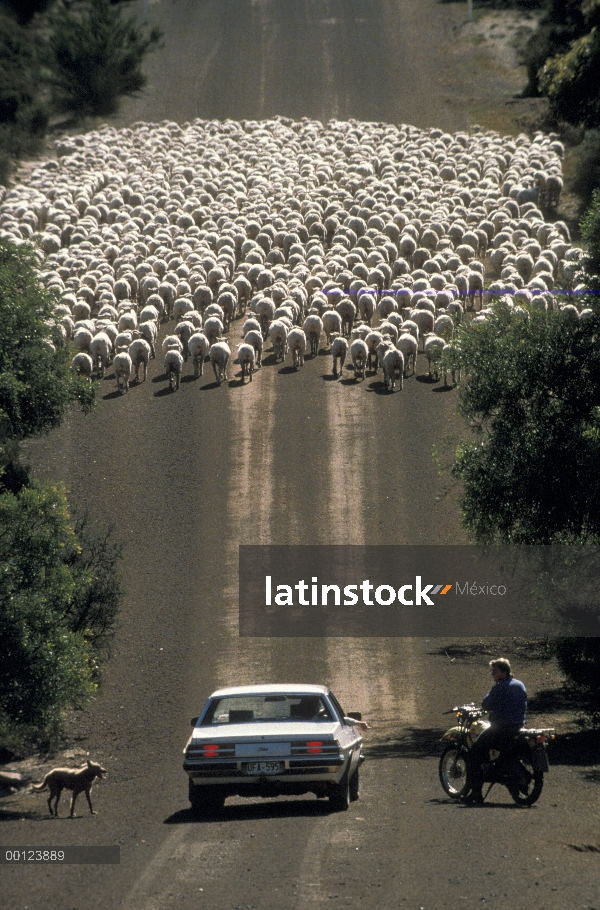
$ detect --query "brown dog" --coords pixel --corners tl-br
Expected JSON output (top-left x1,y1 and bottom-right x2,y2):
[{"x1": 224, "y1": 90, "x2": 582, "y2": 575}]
[{"x1": 32, "y1": 759, "x2": 107, "y2": 817}]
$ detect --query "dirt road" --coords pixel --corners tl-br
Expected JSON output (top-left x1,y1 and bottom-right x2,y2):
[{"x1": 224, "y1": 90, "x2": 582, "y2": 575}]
[{"x1": 2, "y1": 2, "x2": 598, "y2": 909}]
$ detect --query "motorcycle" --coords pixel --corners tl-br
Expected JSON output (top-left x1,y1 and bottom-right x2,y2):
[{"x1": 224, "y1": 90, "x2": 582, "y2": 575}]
[{"x1": 439, "y1": 704, "x2": 554, "y2": 806}]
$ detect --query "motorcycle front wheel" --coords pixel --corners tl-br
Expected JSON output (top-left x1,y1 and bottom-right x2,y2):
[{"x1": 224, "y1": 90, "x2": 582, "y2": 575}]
[
  {"x1": 507, "y1": 759, "x2": 544, "y2": 806},
  {"x1": 439, "y1": 745, "x2": 470, "y2": 799}
]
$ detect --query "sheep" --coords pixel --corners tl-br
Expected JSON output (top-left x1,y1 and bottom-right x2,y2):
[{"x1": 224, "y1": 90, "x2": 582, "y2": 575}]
[
  {"x1": 162, "y1": 334, "x2": 184, "y2": 355},
  {"x1": 302, "y1": 314, "x2": 323, "y2": 357},
  {"x1": 396, "y1": 332, "x2": 418, "y2": 375},
  {"x1": 113, "y1": 350, "x2": 132, "y2": 393},
  {"x1": 365, "y1": 330, "x2": 384, "y2": 372},
  {"x1": 287, "y1": 327, "x2": 307, "y2": 370},
  {"x1": 237, "y1": 342, "x2": 256, "y2": 381},
  {"x1": 242, "y1": 329, "x2": 263, "y2": 368},
  {"x1": 175, "y1": 320, "x2": 196, "y2": 361},
  {"x1": 164, "y1": 348, "x2": 184, "y2": 391},
  {"x1": 335, "y1": 298, "x2": 356, "y2": 337},
  {"x1": 203, "y1": 316, "x2": 224, "y2": 346},
  {"x1": 410, "y1": 310, "x2": 435, "y2": 350},
  {"x1": 128, "y1": 338, "x2": 151, "y2": 382},
  {"x1": 350, "y1": 338, "x2": 368, "y2": 380},
  {"x1": 209, "y1": 340, "x2": 231, "y2": 385},
  {"x1": 434, "y1": 314, "x2": 454, "y2": 341},
  {"x1": 137, "y1": 321, "x2": 157, "y2": 358},
  {"x1": 358, "y1": 291, "x2": 376, "y2": 325},
  {"x1": 424, "y1": 334, "x2": 445, "y2": 381},
  {"x1": 322, "y1": 309, "x2": 342, "y2": 346},
  {"x1": 382, "y1": 348, "x2": 404, "y2": 391},
  {"x1": 242, "y1": 316, "x2": 261, "y2": 336},
  {"x1": 89, "y1": 331, "x2": 112, "y2": 378},
  {"x1": 268, "y1": 319, "x2": 289, "y2": 362},
  {"x1": 73, "y1": 327, "x2": 93, "y2": 354},
  {"x1": 331, "y1": 334, "x2": 348, "y2": 377},
  {"x1": 188, "y1": 332, "x2": 210, "y2": 377},
  {"x1": 71, "y1": 352, "x2": 93, "y2": 379}
]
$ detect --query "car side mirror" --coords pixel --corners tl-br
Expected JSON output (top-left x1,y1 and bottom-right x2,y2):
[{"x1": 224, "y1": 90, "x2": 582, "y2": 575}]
[
  {"x1": 347, "y1": 711, "x2": 362, "y2": 721},
  {"x1": 190, "y1": 716, "x2": 199, "y2": 727}
]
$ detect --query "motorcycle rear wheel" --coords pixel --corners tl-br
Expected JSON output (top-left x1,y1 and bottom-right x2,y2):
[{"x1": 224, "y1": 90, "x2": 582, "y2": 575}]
[
  {"x1": 507, "y1": 759, "x2": 544, "y2": 806},
  {"x1": 439, "y1": 745, "x2": 470, "y2": 799}
]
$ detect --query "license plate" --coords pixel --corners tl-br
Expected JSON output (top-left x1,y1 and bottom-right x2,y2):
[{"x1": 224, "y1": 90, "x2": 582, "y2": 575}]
[{"x1": 243, "y1": 761, "x2": 284, "y2": 775}]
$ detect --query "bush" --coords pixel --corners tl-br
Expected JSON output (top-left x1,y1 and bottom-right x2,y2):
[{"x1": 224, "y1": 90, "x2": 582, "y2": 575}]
[
  {"x1": 538, "y1": 27, "x2": 600, "y2": 128},
  {"x1": 0, "y1": 240, "x2": 95, "y2": 446},
  {"x1": 46, "y1": 0, "x2": 161, "y2": 117},
  {"x1": 451, "y1": 307, "x2": 600, "y2": 544},
  {"x1": 580, "y1": 186, "x2": 600, "y2": 279},
  {"x1": 554, "y1": 638, "x2": 600, "y2": 724},
  {"x1": 0, "y1": 480, "x2": 122, "y2": 737}
]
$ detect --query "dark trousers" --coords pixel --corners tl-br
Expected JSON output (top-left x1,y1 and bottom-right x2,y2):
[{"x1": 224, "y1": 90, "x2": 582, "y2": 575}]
[{"x1": 468, "y1": 724, "x2": 522, "y2": 794}]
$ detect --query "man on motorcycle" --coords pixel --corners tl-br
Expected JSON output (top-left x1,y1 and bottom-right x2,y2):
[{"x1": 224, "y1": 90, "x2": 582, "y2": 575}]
[{"x1": 462, "y1": 657, "x2": 527, "y2": 804}]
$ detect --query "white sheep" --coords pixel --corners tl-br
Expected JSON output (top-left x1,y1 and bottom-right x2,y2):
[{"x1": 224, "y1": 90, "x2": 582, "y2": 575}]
[
  {"x1": 268, "y1": 319, "x2": 289, "y2": 362},
  {"x1": 244, "y1": 329, "x2": 263, "y2": 368},
  {"x1": 237, "y1": 342, "x2": 256, "y2": 381},
  {"x1": 424, "y1": 334, "x2": 445, "y2": 381},
  {"x1": 330, "y1": 334, "x2": 348, "y2": 377},
  {"x1": 188, "y1": 332, "x2": 210, "y2": 377},
  {"x1": 302, "y1": 314, "x2": 323, "y2": 357},
  {"x1": 322, "y1": 310, "x2": 342, "y2": 346},
  {"x1": 164, "y1": 348, "x2": 183, "y2": 391},
  {"x1": 350, "y1": 338, "x2": 368, "y2": 380},
  {"x1": 335, "y1": 299, "x2": 356, "y2": 337},
  {"x1": 113, "y1": 350, "x2": 132, "y2": 393},
  {"x1": 410, "y1": 310, "x2": 434, "y2": 350},
  {"x1": 287, "y1": 327, "x2": 307, "y2": 370},
  {"x1": 396, "y1": 332, "x2": 418, "y2": 375},
  {"x1": 209, "y1": 340, "x2": 231, "y2": 385},
  {"x1": 89, "y1": 331, "x2": 112, "y2": 378},
  {"x1": 71, "y1": 352, "x2": 93, "y2": 379},
  {"x1": 128, "y1": 338, "x2": 151, "y2": 382},
  {"x1": 382, "y1": 348, "x2": 404, "y2": 391},
  {"x1": 203, "y1": 316, "x2": 224, "y2": 346}
]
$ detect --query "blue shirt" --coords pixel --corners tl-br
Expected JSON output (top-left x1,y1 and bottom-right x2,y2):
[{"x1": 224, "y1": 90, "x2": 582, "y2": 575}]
[{"x1": 481, "y1": 676, "x2": 527, "y2": 726}]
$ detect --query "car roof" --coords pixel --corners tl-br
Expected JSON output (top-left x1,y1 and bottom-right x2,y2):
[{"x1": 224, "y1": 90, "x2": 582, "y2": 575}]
[{"x1": 209, "y1": 683, "x2": 329, "y2": 698}]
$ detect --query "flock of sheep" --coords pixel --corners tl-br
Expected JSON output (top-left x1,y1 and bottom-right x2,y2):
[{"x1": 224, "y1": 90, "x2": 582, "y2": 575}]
[{"x1": 0, "y1": 116, "x2": 585, "y2": 394}]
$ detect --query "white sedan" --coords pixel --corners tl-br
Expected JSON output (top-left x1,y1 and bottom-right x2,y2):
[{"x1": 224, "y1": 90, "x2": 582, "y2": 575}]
[{"x1": 183, "y1": 684, "x2": 366, "y2": 814}]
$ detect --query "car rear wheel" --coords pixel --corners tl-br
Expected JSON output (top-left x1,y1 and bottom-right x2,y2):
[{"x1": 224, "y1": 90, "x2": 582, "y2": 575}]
[
  {"x1": 189, "y1": 781, "x2": 225, "y2": 816},
  {"x1": 329, "y1": 773, "x2": 350, "y2": 811}
]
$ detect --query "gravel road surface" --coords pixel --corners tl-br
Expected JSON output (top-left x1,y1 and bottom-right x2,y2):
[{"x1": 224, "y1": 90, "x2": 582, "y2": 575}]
[{"x1": 2, "y1": 2, "x2": 598, "y2": 909}]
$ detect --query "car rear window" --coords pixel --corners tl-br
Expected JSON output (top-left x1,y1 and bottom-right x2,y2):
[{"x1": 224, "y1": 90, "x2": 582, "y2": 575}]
[{"x1": 201, "y1": 695, "x2": 333, "y2": 724}]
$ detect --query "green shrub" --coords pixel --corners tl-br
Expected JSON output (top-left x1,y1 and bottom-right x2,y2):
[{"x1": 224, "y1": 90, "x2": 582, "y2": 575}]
[
  {"x1": 47, "y1": 0, "x2": 161, "y2": 117},
  {"x1": 538, "y1": 27, "x2": 600, "y2": 127},
  {"x1": 0, "y1": 241, "x2": 95, "y2": 444}
]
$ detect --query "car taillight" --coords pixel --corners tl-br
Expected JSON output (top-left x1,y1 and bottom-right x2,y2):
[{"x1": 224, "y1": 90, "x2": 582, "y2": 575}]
[
  {"x1": 202, "y1": 744, "x2": 219, "y2": 756},
  {"x1": 306, "y1": 741, "x2": 323, "y2": 754}
]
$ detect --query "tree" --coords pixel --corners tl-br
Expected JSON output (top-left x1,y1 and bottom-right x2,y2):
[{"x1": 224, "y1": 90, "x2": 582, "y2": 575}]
[
  {"x1": 46, "y1": 0, "x2": 162, "y2": 117},
  {"x1": 538, "y1": 26, "x2": 600, "y2": 128},
  {"x1": 0, "y1": 482, "x2": 97, "y2": 729},
  {"x1": 450, "y1": 305, "x2": 600, "y2": 544},
  {"x1": 0, "y1": 241, "x2": 95, "y2": 455}
]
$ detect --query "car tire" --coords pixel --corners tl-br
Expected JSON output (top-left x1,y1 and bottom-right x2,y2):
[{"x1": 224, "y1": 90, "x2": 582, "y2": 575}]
[
  {"x1": 349, "y1": 767, "x2": 360, "y2": 802},
  {"x1": 189, "y1": 781, "x2": 225, "y2": 817},
  {"x1": 329, "y1": 772, "x2": 350, "y2": 812}
]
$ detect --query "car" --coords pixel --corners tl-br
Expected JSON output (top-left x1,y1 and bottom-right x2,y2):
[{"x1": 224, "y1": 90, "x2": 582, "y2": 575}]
[{"x1": 183, "y1": 684, "x2": 365, "y2": 814}]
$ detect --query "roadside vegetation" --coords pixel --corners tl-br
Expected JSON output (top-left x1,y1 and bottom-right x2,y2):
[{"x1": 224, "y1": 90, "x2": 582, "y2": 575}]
[
  {"x1": 0, "y1": 242, "x2": 122, "y2": 755},
  {"x1": 0, "y1": 0, "x2": 161, "y2": 183},
  {"x1": 447, "y1": 190, "x2": 600, "y2": 725}
]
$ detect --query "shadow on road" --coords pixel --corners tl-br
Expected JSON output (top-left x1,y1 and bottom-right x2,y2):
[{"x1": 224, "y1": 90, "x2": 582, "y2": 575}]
[
  {"x1": 164, "y1": 798, "x2": 331, "y2": 825},
  {"x1": 365, "y1": 727, "x2": 443, "y2": 759}
]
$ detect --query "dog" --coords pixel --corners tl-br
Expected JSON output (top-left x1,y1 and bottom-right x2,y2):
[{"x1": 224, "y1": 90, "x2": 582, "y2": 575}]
[{"x1": 32, "y1": 759, "x2": 107, "y2": 817}]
